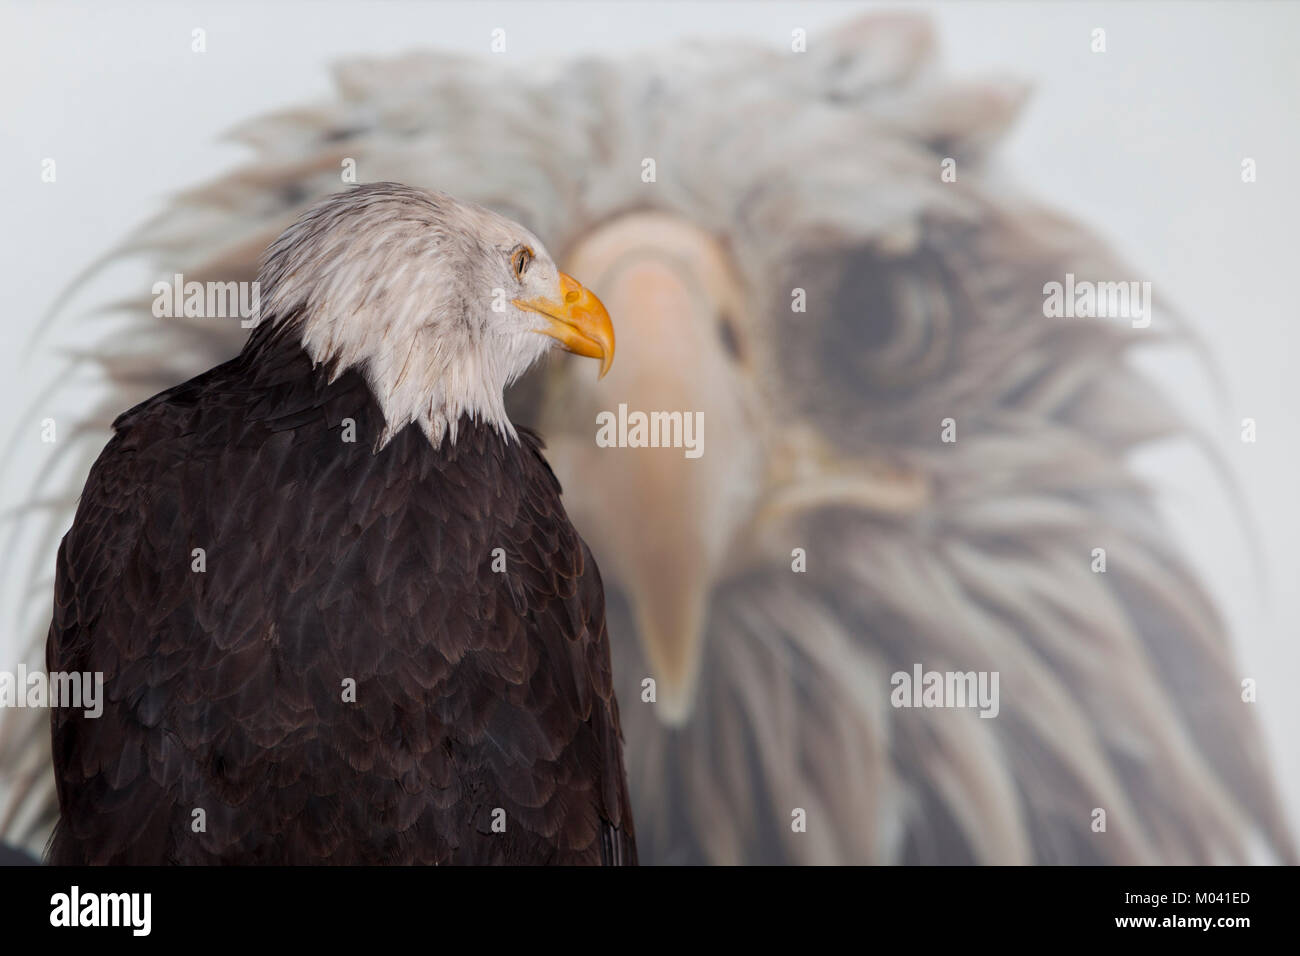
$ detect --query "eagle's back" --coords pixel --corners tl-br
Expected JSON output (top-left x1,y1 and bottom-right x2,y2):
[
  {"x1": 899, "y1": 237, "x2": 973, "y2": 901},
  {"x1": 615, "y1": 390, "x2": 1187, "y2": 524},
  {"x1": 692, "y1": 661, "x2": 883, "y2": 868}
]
[{"x1": 47, "y1": 339, "x2": 635, "y2": 865}]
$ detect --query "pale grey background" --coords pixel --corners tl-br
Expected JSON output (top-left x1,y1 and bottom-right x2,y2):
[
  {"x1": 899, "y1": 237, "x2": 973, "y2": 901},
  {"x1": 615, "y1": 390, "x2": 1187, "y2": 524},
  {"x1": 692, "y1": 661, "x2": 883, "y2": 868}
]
[{"x1": 2, "y1": 1, "x2": 1297, "y2": 825}]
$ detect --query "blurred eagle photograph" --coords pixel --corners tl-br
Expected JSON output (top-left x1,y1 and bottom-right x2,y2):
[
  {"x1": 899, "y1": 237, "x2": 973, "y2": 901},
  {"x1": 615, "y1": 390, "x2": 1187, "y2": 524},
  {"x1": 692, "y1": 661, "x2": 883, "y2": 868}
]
[{"x1": 0, "y1": 5, "x2": 1296, "y2": 868}]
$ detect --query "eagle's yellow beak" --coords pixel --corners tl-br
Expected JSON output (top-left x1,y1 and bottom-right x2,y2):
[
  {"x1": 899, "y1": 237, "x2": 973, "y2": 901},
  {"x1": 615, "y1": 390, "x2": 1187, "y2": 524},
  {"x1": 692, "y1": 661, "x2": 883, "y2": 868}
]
[{"x1": 515, "y1": 272, "x2": 615, "y2": 378}]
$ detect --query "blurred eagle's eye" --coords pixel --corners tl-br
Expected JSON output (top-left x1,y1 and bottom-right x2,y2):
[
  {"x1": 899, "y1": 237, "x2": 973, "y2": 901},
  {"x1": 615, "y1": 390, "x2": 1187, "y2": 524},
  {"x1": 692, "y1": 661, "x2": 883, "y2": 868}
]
[
  {"x1": 827, "y1": 247, "x2": 956, "y2": 392},
  {"x1": 717, "y1": 311, "x2": 744, "y2": 362}
]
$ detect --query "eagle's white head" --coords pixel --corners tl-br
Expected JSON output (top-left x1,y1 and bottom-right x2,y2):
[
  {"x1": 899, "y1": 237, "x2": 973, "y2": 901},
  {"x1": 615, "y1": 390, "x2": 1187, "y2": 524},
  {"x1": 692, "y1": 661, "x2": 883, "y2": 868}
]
[{"x1": 255, "y1": 182, "x2": 614, "y2": 446}]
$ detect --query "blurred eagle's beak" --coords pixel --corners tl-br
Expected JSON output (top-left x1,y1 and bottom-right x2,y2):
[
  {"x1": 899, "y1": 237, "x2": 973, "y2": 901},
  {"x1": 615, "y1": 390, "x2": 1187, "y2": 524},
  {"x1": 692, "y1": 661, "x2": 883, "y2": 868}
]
[{"x1": 546, "y1": 212, "x2": 762, "y2": 725}]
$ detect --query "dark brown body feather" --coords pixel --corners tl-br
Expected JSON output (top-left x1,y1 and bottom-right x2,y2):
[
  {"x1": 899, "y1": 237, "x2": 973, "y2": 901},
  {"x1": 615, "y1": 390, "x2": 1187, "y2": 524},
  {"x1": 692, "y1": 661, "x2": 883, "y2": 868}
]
[{"x1": 46, "y1": 323, "x2": 635, "y2": 865}]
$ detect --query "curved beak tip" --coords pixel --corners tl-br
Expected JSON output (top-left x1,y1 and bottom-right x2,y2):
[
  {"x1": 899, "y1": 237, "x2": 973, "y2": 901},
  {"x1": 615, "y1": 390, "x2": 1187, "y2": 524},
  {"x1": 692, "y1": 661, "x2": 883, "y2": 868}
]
[
  {"x1": 517, "y1": 272, "x2": 615, "y2": 379},
  {"x1": 655, "y1": 685, "x2": 694, "y2": 727}
]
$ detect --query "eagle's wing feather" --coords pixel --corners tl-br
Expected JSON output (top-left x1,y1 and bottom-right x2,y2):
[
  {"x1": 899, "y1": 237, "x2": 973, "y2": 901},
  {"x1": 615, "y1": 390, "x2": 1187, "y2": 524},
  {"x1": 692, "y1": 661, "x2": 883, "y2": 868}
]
[
  {"x1": 47, "y1": 348, "x2": 635, "y2": 865},
  {"x1": 515, "y1": 428, "x2": 637, "y2": 866},
  {"x1": 46, "y1": 367, "x2": 229, "y2": 864}
]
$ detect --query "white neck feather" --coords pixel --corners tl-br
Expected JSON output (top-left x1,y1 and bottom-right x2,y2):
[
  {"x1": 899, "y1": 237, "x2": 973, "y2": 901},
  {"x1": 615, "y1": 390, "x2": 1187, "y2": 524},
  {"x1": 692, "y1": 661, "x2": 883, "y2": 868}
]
[
  {"x1": 298, "y1": 303, "x2": 522, "y2": 449},
  {"x1": 254, "y1": 185, "x2": 550, "y2": 449}
]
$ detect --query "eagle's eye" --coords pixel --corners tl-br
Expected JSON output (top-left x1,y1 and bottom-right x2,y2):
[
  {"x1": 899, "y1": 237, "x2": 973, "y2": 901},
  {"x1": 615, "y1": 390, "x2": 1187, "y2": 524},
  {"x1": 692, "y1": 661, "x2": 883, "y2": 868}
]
[
  {"x1": 512, "y1": 246, "x2": 534, "y2": 280},
  {"x1": 825, "y1": 246, "x2": 956, "y2": 393},
  {"x1": 717, "y1": 310, "x2": 745, "y2": 362}
]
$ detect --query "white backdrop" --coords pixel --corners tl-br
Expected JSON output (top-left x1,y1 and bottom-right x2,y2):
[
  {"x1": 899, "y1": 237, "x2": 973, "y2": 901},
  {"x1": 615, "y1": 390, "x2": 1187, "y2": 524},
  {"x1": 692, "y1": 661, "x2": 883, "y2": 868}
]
[{"x1": 3, "y1": 0, "x2": 1297, "y2": 823}]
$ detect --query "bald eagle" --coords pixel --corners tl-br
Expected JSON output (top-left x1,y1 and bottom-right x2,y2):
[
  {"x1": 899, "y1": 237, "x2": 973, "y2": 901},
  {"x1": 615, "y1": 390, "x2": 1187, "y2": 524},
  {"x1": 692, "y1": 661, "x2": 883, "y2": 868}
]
[
  {"x1": 4, "y1": 12, "x2": 1294, "y2": 865},
  {"x1": 45, "y1": 183, "x2": 635, "y2": 865}
]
